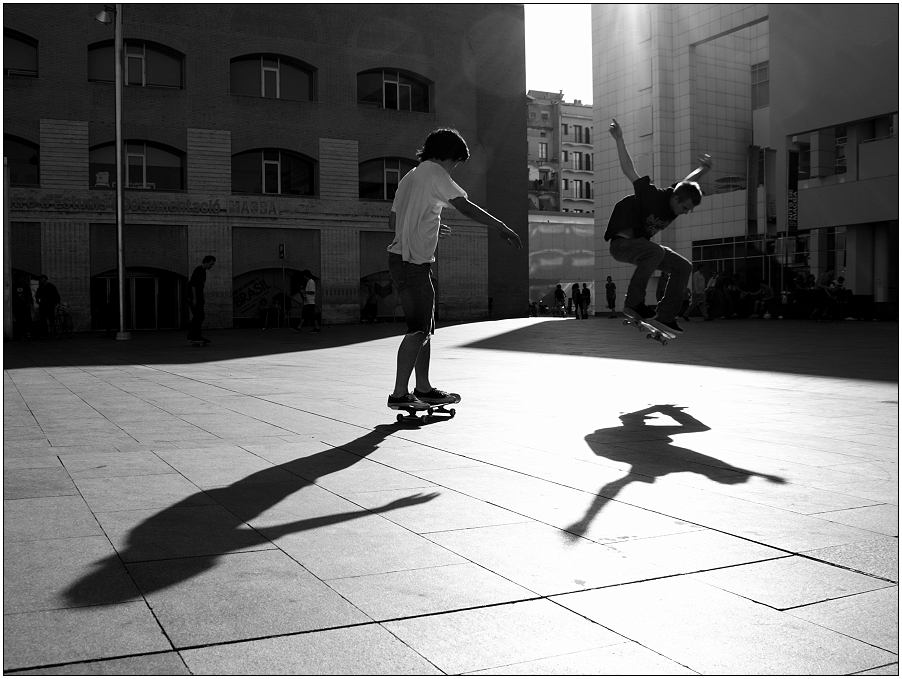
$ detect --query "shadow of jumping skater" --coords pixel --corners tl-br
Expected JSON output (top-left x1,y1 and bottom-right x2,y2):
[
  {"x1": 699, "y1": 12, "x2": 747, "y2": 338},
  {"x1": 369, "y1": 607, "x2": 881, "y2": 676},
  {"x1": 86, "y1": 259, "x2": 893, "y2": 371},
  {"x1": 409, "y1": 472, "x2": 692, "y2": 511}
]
[
  {"x1": 565, "y1": 405, "x2": 785, "y2": 540},
  {"x1": 64, "y1": 424, "x2": 438, "y2": 607}
]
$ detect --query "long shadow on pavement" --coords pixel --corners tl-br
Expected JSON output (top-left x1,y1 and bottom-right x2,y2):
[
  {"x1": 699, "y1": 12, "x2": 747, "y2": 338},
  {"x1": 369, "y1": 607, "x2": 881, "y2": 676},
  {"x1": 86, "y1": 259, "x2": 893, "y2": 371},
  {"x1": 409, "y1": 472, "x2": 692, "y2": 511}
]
[
  {"x1": 566, "y1": 405, "x2": 786, "y2": 540},
  {"x1": 63, "y1": 424, "x2": 437, "y2": 606}
]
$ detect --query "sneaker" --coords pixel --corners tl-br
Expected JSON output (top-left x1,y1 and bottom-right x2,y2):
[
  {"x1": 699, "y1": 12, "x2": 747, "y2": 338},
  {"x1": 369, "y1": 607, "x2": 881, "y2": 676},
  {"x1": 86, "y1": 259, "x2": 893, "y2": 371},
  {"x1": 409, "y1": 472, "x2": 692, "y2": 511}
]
[
  {"x1": 413, "y1": 387, "x2": 460, "y2": 405},
  {"x1": 387, "y1": 393, "x2": 428, "y2": 410},
  {"x1": 657, "y1": 319, "x2": 684, "y2": 334},
  {"x1": 623, "y1": 303, "x2": 657, "y2": 321}
]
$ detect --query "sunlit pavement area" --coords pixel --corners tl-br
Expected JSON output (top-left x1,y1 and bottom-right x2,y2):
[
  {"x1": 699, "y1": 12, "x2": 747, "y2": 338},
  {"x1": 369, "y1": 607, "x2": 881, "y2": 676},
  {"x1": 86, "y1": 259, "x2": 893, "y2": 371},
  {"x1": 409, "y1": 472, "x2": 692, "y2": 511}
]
[{"x1": 3, "y1": 317, "x2": 898, "y2": 675}]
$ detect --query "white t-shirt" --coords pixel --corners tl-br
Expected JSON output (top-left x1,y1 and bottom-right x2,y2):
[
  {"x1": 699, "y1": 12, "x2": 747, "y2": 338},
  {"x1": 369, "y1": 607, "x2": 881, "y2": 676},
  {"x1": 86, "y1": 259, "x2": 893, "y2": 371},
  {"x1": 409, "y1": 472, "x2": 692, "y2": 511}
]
[
  {"x1": 387, "y1": 160, "x2": 467, "y2": 265},
  {"x1": 304, "y1": 279, "x2": 316, "y2": 306}
]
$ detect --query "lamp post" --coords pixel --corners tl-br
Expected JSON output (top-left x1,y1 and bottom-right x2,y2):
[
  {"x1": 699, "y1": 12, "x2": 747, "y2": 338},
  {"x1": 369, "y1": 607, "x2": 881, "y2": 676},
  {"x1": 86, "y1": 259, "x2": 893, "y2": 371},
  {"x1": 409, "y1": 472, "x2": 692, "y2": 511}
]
[{"x1": 95, "y1": 4, "x2": 130, "y2": 340}]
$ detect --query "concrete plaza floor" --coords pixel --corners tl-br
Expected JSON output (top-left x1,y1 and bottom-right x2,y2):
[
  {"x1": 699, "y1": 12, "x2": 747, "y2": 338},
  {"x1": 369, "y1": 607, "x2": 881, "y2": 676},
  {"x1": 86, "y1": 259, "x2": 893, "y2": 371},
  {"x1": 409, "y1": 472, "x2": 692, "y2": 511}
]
[{"x1": 3, "y1": 316, "x2": 898, "y2": 675}]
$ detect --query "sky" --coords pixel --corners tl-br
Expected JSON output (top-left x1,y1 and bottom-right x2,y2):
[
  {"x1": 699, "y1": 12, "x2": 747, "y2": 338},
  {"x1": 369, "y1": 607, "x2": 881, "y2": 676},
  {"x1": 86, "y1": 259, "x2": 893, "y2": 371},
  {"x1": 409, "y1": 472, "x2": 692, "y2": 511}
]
[{"x1": 524, "y1": 3, "x2": 594, "y2": 105}]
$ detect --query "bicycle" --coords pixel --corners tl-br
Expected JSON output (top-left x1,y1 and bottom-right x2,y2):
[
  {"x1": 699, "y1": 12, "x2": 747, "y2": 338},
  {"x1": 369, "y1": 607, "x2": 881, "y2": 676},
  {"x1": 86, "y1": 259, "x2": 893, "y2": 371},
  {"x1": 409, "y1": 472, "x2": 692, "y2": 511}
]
[{"x1": 50, "y1": 303, "x2": 73, "y2": 339}]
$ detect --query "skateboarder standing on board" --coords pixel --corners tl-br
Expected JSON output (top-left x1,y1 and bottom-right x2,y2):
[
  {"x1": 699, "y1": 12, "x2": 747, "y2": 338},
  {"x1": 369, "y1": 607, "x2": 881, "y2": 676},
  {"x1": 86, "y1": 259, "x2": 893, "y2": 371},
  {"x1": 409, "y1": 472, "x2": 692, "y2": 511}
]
[
  {"x1": 605, "y1": 118, "x2": 713, "y2": 334},
  {"x1": 387, "y1": 128, "x2": 522, "y2": 411}
]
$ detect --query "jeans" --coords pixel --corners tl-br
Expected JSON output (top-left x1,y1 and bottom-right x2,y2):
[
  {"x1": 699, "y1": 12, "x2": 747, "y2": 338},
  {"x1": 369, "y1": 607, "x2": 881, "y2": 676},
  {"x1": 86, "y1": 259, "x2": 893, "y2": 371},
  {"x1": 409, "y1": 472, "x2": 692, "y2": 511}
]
[
  {"x1": 187, "y1": 303, "x2": 205, "y2": 340},
  {"x1": 609, "y1": 237, "x2": 692, "y2": 322}
]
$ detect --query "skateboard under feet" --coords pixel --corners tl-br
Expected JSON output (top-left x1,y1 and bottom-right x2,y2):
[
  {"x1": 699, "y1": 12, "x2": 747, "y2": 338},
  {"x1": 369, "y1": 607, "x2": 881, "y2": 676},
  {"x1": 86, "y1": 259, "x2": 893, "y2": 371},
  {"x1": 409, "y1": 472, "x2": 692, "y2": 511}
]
[
  {"x1": 622, "y1": 311, "x2": 676, "y2": 346},
  {"x1": 190, "y1": 339, "x2": 211, "y2": 347},
  {"x1": 390, "y1": 394, "x2": 460, "y2": 424}
]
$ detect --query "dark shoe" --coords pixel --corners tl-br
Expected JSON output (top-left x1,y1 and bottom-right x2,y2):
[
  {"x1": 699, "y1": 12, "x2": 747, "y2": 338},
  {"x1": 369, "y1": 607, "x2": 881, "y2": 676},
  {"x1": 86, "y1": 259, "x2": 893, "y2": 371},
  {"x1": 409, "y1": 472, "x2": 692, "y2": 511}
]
[
  {"x1": 387, "y1": 393, "x2": 428, "y2": 410},
  {"x1": 657, "y1": 319, "x2": 684, "y2": 334},
  {"x1": 624, "y1": 304, "x2": 657, "y2": 321},
  {"x1": 413, "y1": 387, "x2": 460, "y2": 405}
]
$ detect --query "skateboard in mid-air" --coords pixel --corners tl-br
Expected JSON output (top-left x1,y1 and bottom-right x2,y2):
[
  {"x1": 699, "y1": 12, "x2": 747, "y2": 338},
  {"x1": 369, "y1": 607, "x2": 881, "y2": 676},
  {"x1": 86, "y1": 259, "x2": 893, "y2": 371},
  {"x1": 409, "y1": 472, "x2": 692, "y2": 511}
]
[
  {"x1": 622, "y1": 310, "x2": 676, "y2": 346},
  {"x1": 389, "y1": 394, "x2": 460, "y2": 424}
]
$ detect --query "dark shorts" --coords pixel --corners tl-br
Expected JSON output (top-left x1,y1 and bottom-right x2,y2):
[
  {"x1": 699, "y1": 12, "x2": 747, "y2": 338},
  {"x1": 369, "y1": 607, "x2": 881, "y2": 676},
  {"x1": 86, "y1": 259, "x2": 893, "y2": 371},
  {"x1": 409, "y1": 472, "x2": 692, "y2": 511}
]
[
  {"x1": 302, "y1": 304, "x2": 316, "y2": 322},
  {"x1": 388, "y1": 253, "x2": 435, "y2": 335}
]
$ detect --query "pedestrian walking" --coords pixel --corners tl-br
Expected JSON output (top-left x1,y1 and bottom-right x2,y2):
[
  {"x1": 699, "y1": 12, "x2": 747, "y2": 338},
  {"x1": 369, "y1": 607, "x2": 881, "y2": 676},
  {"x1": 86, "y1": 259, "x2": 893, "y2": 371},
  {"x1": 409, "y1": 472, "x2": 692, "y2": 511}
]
[
  {"x1": 34, "y1": 275, "x2": 60, "y2": 339},
  {"x1": 187, "y1": 255, "x2": 215, "y2": 344},
  {"x1": 604, "y1": 118, "x2": 713, "y2": 334},
  {"x1": 605, "y1": 276, "x2": 617, "y2": 318},
  {"x1": 686, "y1": 263, "x2": 710, "y2": 320},
  {"x1": 580, "y1": 283, "x2": 591, "y2": 319},
  {"x1": 386, "y1": 128, "x2": 521, "y2": 411}
]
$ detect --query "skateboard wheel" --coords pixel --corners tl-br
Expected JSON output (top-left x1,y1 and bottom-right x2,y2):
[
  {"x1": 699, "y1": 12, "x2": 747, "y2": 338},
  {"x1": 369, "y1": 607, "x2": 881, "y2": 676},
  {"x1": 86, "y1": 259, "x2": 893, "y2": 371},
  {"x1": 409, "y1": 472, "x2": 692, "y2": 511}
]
[
  {"x1": 646, "y1": 333, "x2": 653, "y2": 339},
  {"x1": 661, "y1": 340, "x2": 668, "y2": 346},
  {"x1": 622, "y1": 320, "x2": 629, "y2": 327},
  {"x1": 396, "y1": 414, "x2": 404, "y2": 423},
  {"x1": 449, "y1": 408, "x2": 456, "y2": 417}
]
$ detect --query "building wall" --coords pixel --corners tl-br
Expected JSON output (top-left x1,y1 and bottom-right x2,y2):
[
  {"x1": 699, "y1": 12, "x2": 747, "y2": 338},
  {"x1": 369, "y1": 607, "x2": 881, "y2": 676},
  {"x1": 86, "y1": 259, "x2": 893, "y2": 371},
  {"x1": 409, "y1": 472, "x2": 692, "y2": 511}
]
[
  {"x1": 4, "y1": 4, "x2": 527, "y2": 331},
  {"x1": 528, "y1": 211, "x2": 595, "y2": 314}
]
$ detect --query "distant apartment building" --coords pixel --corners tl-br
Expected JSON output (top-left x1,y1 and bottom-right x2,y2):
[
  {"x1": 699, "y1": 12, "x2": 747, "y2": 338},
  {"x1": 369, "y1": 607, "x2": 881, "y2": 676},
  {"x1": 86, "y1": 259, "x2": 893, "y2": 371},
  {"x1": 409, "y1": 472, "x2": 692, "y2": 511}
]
[
  {"x1": 4, "y1": 4, "x2": 528, "y2": 333},
  {"x1": 527, "y1": 90, "x2": 594, "y2": 215},
  {"x1": 593, "y1": 4, "x2": 898, "y2": 315},
  {"x1": 526, "y1": 91, "x2": 596, "y2": 312}
]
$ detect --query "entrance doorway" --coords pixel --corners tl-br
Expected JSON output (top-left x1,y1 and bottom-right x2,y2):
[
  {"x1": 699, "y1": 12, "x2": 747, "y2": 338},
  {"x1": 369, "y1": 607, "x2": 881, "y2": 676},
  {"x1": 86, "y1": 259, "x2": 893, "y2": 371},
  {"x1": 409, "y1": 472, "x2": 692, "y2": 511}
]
[{"x1": 91, "y1": 268, "x2": 185, "y2": 331}]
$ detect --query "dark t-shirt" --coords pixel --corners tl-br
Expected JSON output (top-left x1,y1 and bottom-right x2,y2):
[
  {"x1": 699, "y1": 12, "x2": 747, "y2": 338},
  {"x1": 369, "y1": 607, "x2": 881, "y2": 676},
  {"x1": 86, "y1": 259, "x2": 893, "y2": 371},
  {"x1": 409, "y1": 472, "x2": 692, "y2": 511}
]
[
  {"x1": 604, "y1": 176, "x2": 677, "y2": 241},
  {"x1": 605, "y1": 281, "x2": 616, "y2": 300},
  {"x1": 189, "y1": 266, "x2": 207, "y2": 304}
]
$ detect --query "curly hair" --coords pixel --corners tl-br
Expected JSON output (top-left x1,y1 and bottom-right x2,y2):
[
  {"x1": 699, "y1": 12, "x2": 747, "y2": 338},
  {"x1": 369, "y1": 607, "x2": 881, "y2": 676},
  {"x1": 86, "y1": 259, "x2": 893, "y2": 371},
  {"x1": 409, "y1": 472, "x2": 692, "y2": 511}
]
[{"x1": 417, "y1": 128, "x2": 470, "y2": 163}]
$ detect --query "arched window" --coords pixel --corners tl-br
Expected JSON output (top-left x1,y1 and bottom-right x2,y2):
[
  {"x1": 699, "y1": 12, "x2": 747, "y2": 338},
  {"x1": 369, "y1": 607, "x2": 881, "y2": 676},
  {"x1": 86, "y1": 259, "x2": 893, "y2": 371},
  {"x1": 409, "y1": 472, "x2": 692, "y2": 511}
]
[
  {"x1": 231, "y1": 149, "x2": 315, "y2": 196},
  {"x1": 4, "y1": 135, "x2": 39, "y2": 186},
  {"x1": 88, "y1": 40, "x2": 184, "y2": 88},
  {"x1": 89, "y1": 141, "x2": 185, "y2": 191},
  {"x1": 357, "y1": 69, "x2": 429, "y2": 112},
  {"x1": 359, "y1": 158, "x2": 416, "y2": 200},
  {"x1": 4, "y1": 29, "x2": 38, "y2": 78},
  {"x1": 230, "y1": 54, "x2": 316, "y2": 101}
]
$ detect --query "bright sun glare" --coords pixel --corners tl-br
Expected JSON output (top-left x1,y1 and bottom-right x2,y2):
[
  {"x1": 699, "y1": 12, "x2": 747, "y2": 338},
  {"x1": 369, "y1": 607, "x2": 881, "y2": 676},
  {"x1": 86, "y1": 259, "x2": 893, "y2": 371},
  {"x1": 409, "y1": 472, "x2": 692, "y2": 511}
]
[{"x1": 524, "y1": 3, "x2": 594, "y2": 104}]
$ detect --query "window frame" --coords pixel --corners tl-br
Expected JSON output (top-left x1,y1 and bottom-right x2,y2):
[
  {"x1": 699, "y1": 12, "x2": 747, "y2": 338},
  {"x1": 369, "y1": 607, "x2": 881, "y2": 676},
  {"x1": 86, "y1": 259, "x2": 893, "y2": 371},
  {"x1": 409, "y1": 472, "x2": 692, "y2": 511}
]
[
  {"x1": 4, "y1": 134, "x2": 40, "y2": 186},
  {"x1": 89, "y1": 140, "x2": 186, "y2": 191},
  {"x1": 230, "y1": 54, "x2": 317, "y2": 101},
  {"x1": 358, "y1": 157, "x2": 416, "y2": 200},
  {"x1": 356, "y1": 68, "x2": 430, "y2": 113},
  {"x1": 88, "y1": 40, "x2": 184, "y2": 89},
  {"x1": 231, "y1": 148, "x2": 316, "y2": 197},
  {"x1": 4, "y1": 28, "x2": 38, "y2": 78}
]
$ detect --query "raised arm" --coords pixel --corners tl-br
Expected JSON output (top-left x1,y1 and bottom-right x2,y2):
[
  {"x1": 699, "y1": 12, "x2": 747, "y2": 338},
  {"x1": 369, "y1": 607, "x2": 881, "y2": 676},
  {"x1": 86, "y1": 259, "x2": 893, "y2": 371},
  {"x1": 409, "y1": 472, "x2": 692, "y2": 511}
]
[
  {"x1": 609, "y1": 119, "x2": 640, "y2": 184},
  {"x1": 683, "y1": 153, "x2": 714, "y2": 184},
  {"x1": 448, "y1": 196, "x2": 522, "y2": 249}
]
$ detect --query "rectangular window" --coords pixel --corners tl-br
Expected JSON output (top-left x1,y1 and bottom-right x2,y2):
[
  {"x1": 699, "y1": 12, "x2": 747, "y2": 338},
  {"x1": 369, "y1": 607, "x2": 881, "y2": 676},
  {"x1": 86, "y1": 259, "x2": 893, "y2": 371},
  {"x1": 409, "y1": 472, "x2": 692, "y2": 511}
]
[
  {"x1": 562, "y1": 151, "x2": 568, "y2": 162},
  {"x1": 562, "y1": 124, "x2": 568, "y2": 135},
  {"x1": 262, "y1": 58, "x2": 279, "y2": 98},
  {"x1": 538, "y1": 142, "x2": 547, "y2": 161},
  {"x1": 127, "y1": 144, "x2": 145, "y2": 187},
  {"x1": 573, "y1": 125, "x2": 582, "y2": 142},
  {"x1": 126, "y1": 44, "x2": 144, "y2": 86},
  {"x1": 752, "y1": 62, "x2": 769, "y2": 109},
  {"x1": 263, "y1": 150, "x2": 280, "y2": 194},
  {"x1": 573, "y1": 152, "x2": 582, "y2": 170}
]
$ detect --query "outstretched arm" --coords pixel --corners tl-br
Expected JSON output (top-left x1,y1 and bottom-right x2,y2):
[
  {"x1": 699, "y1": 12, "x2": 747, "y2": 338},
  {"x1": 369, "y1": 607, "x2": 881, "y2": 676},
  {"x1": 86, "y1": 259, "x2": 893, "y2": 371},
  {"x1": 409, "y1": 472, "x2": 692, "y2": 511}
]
[
  {"x1": 609, "y1": 118, "x2": 640, "y2": 184},
  {"x1": 448, "y1": 196, "x2": 522, "y2": 249},
  {"x1": 683, "y1": 154, "x2": 714, "y2": 184}
]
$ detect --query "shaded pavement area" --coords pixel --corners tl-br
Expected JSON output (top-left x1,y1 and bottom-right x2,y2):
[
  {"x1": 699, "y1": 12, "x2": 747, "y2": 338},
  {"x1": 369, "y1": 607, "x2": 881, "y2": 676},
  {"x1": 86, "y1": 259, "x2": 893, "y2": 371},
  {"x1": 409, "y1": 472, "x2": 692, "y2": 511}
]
[{"x1": 3, "y1": 318, "x2": 898, "y2": 674}]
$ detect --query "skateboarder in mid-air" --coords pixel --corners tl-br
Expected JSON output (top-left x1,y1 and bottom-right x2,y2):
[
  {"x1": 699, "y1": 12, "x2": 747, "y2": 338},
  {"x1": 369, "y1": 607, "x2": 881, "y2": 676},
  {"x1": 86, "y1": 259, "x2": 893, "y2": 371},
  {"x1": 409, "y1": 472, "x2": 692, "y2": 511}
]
[
  {"x1": 387, "y1": 128, "x2": 522, "y2": 411},
  {"x1": 605, "y1": 119, "x2": 713, "y2": 334}
]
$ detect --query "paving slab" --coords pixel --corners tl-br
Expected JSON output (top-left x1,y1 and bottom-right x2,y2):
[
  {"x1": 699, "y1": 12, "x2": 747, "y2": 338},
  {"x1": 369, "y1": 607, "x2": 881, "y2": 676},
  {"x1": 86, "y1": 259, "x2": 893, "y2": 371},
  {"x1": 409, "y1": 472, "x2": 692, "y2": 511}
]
[
  {"x1": 2, "y1": 602, "x2": 171, "y2": 671},
  {"x1": 4, "y1": 536, "x2": 142, "y2": 612},
  {"x1": 803, "y1": 536, "x2": 899, "y2": 581},
  {"x1": 787, "y1": 586, "x2": 898, "y2": 653},
  {"x1": 126, "y1": 550, "x2": 371, "y2": 647},
  {"x1": 690, "y1": 555, "x2": 894, "y2": 609},
  {"x1": 325, "y1": 562, "x2": 536, "y2": 620},
  {"x1": 3, "y1": 496, "x2": 103, "y2": 543},
  {"x1": 464, "y1": 641, "x2": 698, "y2": 675},
  {"x1": 6, "y1": 652, "x2": 191, "y2": 675},
  {"x1": 552, "y1": 576, "x2": 898, "y2": 674},
  {"x1": 3, "y1": 468, "x2": 79, "y2": 500},
  {"x1": 179, "y1": 624, "x2": 442, "y2": 675},
  {"x1": 382, "y1": 598, "x2": 627, "y2": 675}
]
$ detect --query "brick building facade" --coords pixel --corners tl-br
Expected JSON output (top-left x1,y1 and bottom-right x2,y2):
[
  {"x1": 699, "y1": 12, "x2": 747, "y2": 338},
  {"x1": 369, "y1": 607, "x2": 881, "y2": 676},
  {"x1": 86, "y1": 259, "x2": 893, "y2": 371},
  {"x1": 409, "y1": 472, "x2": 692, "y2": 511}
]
[{"x1": 4, "y1": 4, "x2": 527, "y2": 332}]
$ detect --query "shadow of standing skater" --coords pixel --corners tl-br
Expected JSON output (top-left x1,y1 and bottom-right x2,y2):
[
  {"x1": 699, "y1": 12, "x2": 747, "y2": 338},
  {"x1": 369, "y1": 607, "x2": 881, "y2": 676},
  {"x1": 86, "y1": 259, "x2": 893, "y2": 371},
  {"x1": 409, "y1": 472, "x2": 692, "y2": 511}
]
[
  {"x1": 566, "y1": 405, "x2": 785, "y2": 540},
  {"x1": 64, "y1": 424, "x2": 438, "y2": 606}
]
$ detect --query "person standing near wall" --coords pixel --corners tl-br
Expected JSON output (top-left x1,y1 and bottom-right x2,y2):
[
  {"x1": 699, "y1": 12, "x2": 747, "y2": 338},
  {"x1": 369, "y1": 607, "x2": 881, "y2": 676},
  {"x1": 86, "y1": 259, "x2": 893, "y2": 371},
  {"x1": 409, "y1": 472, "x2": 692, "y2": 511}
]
[
  {"x1": 605, "y1": 276, "x2": 617, "y2": 318},
  {"x1": 187, "y1": 255, "x2": 215, "y2": 345}
]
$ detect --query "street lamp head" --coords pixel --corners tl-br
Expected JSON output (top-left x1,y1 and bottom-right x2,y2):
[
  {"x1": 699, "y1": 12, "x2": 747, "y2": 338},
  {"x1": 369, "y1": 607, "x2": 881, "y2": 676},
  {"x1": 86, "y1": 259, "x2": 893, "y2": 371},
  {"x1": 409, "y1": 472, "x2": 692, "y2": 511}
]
[{"x1": 94, "y1": 5, "x2": 115, "y2": 25}]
